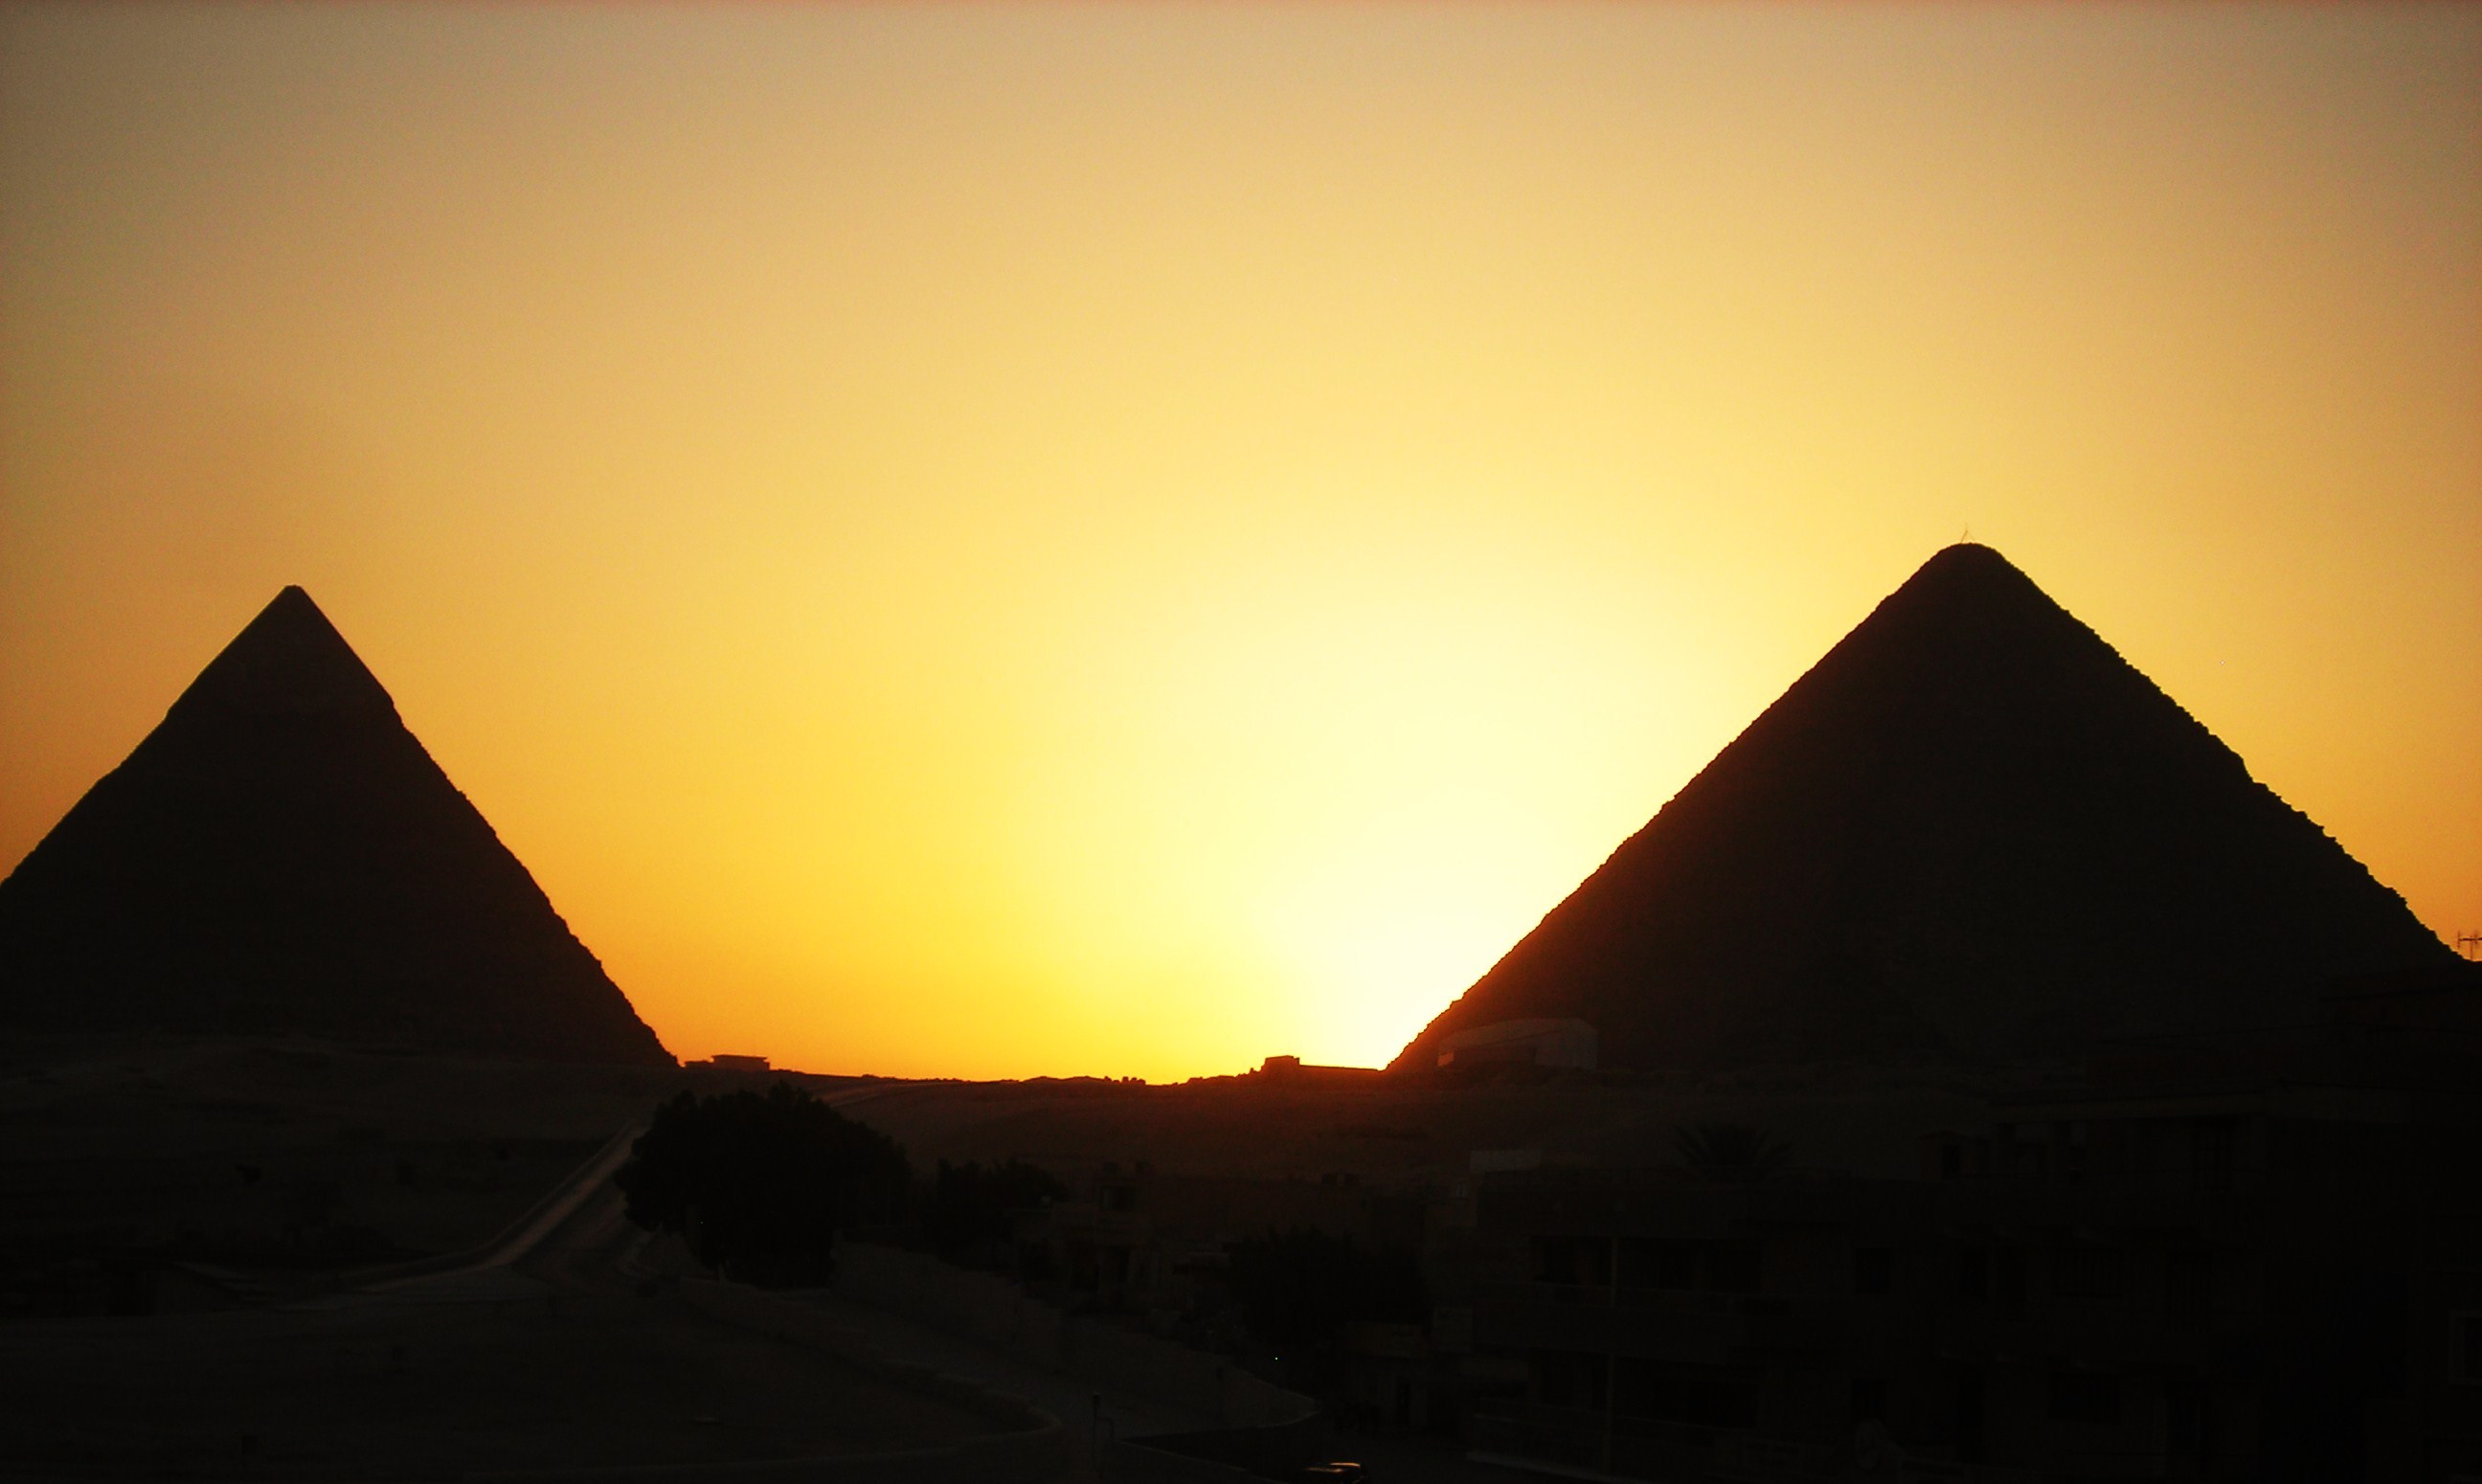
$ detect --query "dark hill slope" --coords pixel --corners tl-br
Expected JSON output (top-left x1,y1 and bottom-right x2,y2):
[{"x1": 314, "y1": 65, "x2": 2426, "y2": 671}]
[
  {"x1": 1393, "y1": 545, "x2": 2451, "y2": 1072},
  {"x1": 0, "y1": 588, "x2": 670, "y2": 1065}
]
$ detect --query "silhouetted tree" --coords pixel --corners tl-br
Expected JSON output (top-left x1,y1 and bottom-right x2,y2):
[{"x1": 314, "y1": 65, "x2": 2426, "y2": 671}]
[
  {"x1": 1675, "y1": 1122, "x2": 1794, "y2": 1182},
  {"x1": 917, "y1": 1158, "x2": 1065, "y2": 1270},
  {"x1": 615, "y1": 1082, "x2": 910, "y2": 1285}
]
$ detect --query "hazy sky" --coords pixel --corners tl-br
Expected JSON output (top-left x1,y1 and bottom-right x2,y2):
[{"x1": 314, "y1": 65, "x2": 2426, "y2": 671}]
[{"x1": 4, "y1": 4, "x2": 2476, "y2": 1079}]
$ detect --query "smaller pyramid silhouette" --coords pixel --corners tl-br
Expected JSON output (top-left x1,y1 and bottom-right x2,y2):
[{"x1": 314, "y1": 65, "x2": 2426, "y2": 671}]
[
  {"x1": 0, "y1": 588, "x2": 671, "y2": 1065},
  {"x1": 1393, "y1": 545, "x2": 2454, "y2": 1073}
]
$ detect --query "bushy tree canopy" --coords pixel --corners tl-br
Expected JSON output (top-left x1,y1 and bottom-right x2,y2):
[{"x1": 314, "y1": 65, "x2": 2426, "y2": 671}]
[{"x1": 615, "y1": 1082, "x2": 910, "y2": 1285}]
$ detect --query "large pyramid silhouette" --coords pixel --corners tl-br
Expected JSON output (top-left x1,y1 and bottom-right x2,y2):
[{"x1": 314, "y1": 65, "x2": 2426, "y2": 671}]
[
  {"x1": 1393, "y1": 545, "x2": 2453, "y2": 1073},
  {"x1": 0, "y1": 589, "x2": 671, "y2": 1065}
]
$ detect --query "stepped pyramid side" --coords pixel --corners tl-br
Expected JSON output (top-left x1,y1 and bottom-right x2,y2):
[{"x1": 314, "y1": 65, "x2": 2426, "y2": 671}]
[
  {"x1": 0, "y1": 588, "x2": 672, "y2": 1065},
  {"x1": 1393, "y1": 545, "x2": 2452, "y2": 1073}
]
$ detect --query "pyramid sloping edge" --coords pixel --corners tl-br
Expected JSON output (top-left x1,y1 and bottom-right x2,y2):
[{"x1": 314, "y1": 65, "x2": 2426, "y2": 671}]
[
  {"x1": 0, "y1": 589, "x2": 674, "y2": 1067},
  {"x1": 1390, "y1": 546, "x2": 2452, "y2": 1074}
]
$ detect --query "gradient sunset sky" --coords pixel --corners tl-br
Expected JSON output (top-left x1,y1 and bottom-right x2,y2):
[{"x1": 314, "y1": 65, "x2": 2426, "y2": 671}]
[{"x1": 4, "y1": 4, "x2": 2475, "y2": 1080}]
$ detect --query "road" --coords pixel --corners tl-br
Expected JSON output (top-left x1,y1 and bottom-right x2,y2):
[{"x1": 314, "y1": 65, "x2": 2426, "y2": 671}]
[
  {"x1": 344, "y1": 1081, "x2": 1205, "y2": 1473},
  {"x1": 315, "y1": 1080, "x2": 1538, "y2": 1482}
]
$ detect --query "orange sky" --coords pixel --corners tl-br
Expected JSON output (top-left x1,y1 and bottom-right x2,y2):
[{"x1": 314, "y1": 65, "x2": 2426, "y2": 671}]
[{"x1": 3, "y1": 4, "x2": 2476, "y2": 1080}]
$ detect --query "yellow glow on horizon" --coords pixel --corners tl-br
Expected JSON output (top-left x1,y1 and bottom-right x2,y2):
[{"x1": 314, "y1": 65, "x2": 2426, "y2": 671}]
[{"x1": 3, "y1": 5, "x2": 2476, "y2": 1080}]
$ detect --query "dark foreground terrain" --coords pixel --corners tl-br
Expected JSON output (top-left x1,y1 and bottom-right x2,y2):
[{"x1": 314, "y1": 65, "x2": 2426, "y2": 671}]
[
  {"x1": 0, "y1": 1036, "x2": 1019, "y2": 1482},
  {"x1": 10, "y1": 1022, "x2": 2482, "y2": 1482},
  {"x1": 0, "y1": 1285, "x2": 993, "y2": 1481}
]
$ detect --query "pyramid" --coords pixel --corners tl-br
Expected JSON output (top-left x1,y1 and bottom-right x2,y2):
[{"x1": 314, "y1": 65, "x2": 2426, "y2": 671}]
[
  {"x1": 0, "y1": 589, "x2": 672, "y2": 1065},
  {"x1": 1392, "y1": 545, "x2": 2454, "y2": 1073}
]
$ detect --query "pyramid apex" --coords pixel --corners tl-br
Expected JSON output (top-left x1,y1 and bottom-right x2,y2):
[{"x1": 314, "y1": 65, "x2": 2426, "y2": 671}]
[
  {"x1": 170, "y1": 586, "x2": 391, "y2": 724},
  {"x1": 1929, "y1": 539, "x2": 2006, "y2": 560},
  {"x1": 1872, "y1": 543, "x2": 2058, "y2": 631},
  {"x1": 1912, "y1": 541, "x2": 2030, "y2": 581},
  {"x1": 256, "y1": 584, "x2": 333, "y2": 626}
]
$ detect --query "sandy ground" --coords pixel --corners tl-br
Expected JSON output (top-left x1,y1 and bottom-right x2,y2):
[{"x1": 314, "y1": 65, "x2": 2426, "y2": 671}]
[{"x1": 786, "y1": 1280, "x2": 1546, "y2": 1484}]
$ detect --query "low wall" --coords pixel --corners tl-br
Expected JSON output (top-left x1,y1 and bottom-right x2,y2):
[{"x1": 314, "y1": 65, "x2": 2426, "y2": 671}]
[{"x1": 830, "y1": 1243, "x2": 1316, "y2": 1430}]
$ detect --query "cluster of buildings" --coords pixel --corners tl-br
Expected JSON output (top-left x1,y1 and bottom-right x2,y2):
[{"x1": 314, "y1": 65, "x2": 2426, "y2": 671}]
[
  {"x1": 1447, "y1": 1070, "x2": 2476, "y2": 1482},
  {"x1": 986, "y1": 981, "x2": 2482, "y2": 1483}
]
